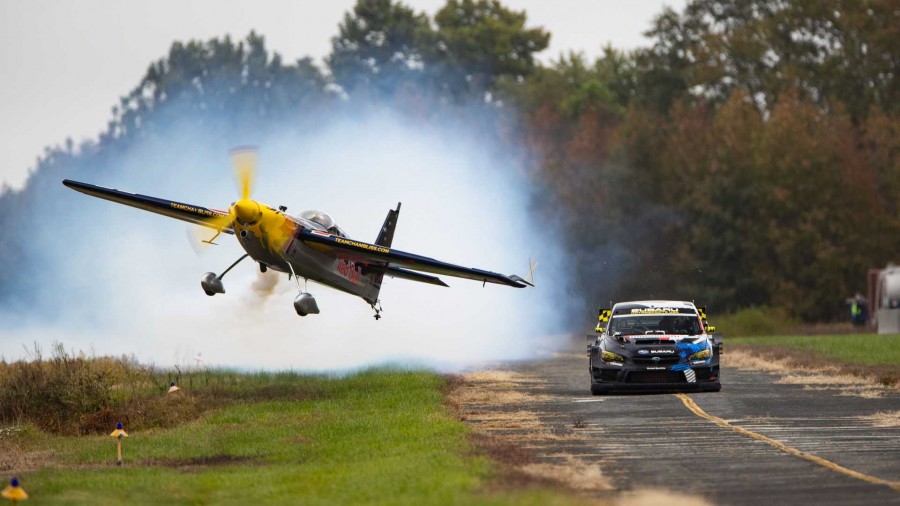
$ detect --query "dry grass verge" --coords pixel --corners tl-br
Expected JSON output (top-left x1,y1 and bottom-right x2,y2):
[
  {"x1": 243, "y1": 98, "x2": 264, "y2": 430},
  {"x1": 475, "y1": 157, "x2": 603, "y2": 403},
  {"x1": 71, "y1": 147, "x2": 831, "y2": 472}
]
[
  {"x1": 447, "y1": 370, "x2": 610, "y2": 497},
  {"x1": 725, "y1": 347, "x2": 898, "y2": 398},
  {"x1": 728, "y1": 343, "x2": 900, "y2": 386},
  {"x1": 519, "y1": 454, "x2": 607, "y2": 492},
  {"x1": 0, "y1": 443, "x2": 55, "y2": 473},
  {"x1": 614, "y1": 489, "x2": 713, "y2": 506},
  {"x1": 859, "y1": 411, "x2": 900, "y2": 428}
]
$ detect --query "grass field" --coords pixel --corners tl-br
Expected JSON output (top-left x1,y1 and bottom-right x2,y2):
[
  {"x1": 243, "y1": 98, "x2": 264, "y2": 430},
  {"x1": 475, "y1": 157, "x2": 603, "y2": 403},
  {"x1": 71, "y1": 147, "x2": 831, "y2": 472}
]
[
  {"x1": 731, "y1": 334, "x2": 900, "y2": 367},
  {"x1": 0, "y1": 366, "x2": 581, "y2": 505}
]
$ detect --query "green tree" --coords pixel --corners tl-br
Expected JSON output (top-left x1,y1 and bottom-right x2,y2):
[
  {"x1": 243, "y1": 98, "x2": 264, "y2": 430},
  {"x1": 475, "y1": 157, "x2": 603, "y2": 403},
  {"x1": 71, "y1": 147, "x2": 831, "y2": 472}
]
[
  {"x1": 634, "y1": 0, "x2": 899, "y2": 119},
  {"x1": 327, "y1": 0, "x2": 434, "y2": 100},
  {"x1": 434, "y1": 0, "x2": 549, "y2": 101},
  {"x1": 502, "y1": 48, "x2": 634, "y2": 119},
  {"x1": 115, "y1": 33, "x2": 327, "y2": 140}
]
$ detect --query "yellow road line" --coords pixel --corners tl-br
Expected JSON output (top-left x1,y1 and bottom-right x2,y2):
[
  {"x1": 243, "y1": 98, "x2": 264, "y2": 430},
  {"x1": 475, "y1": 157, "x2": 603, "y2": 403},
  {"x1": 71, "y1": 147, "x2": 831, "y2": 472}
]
[{"x1": 674, "y1": 393, "x2": 900, "y2": 492}]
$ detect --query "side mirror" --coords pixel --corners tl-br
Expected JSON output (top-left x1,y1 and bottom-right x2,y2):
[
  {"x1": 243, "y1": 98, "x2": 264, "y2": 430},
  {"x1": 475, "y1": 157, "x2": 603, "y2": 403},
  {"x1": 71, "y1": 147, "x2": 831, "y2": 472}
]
[
  {"x1": 585, "y1": 334, "x2": 597, "y2": 357},
  {"x1": 706, "y1": 325, "x2": 716, "y2": 333},
  {"x1": 595, "y1": 325, "x2": 606, "y2": 333}
]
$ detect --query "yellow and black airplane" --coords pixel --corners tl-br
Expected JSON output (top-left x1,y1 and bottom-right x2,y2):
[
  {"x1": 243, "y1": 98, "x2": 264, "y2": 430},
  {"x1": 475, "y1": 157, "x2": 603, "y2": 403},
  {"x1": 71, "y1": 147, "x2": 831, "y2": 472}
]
[{"x1": 63, "y1": 148, "x2": 532, "y2": 319}]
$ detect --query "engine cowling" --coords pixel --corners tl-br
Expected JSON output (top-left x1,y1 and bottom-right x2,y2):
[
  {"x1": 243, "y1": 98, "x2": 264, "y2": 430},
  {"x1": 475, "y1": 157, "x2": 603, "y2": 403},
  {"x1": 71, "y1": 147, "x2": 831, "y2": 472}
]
[{"x1": 201, "y1": 272, "x2": 225, "y2": 296}]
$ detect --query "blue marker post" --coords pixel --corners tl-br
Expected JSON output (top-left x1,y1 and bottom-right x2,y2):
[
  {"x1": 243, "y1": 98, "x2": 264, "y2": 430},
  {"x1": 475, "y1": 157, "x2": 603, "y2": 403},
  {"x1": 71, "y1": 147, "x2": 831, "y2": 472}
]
[
  {"x1": 1, "y1": 477, "x2": 28, "y2": 504},
  {"x1": 110, "y1": 422, "x2": 128, "y2": 465}
]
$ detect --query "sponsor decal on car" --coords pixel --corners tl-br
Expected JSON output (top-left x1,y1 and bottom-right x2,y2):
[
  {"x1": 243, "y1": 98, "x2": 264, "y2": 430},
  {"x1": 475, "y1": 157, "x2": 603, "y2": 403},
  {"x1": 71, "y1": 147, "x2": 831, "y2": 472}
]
[{"x1": 630, "y1": 308, "x2": 679, "y2": 314}]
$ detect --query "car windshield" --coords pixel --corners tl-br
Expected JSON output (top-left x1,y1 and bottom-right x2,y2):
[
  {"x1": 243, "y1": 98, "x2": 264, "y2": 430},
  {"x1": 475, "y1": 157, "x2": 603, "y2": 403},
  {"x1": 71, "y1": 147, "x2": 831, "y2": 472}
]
[{"x1": 609, "y1": 314, "x2": 701, "y2": 336}]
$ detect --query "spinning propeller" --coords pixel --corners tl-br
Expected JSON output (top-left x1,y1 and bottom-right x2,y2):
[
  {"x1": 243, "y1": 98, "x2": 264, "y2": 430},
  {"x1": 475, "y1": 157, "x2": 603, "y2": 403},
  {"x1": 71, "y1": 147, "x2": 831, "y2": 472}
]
[
  {"x1": 230, "y1": 147, "x2": 262, "y2": 225},
  {"x1": 189, "y1": 147, "x2": 261, "y2": 249}
]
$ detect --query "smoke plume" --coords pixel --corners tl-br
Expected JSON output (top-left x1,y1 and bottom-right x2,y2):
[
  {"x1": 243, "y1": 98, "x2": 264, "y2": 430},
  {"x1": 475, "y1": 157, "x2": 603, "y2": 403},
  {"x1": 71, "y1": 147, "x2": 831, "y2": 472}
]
[
  {"x1": 0, "y1": 51, "x2": 568, "y2": 373},
  {"x1": 249, "y1": 269, "x2": 281, "y2": 301}
]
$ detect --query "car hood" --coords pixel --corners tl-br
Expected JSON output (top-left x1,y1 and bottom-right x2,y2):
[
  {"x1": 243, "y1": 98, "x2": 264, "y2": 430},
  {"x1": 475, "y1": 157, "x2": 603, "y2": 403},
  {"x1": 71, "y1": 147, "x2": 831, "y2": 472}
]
[{"x1": 608, "y1": 335, "x2": 711, "y2": 356}]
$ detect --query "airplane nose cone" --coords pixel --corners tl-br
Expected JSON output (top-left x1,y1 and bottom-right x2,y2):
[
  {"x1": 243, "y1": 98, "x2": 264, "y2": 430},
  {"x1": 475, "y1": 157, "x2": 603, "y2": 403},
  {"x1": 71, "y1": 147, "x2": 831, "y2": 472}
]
[{"x1": 234, "y1": 199, "x2": 261, "y2": 224}]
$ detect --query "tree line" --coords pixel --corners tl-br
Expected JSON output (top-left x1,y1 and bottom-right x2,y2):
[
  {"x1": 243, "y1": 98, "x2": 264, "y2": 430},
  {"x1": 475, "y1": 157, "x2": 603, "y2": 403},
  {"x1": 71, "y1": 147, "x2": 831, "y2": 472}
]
[
  {"x1": 513, "y1": 0, "x2": 898, "y2": 321},
  {"x1": 1, "y1": 0, "x2": 896, "y2": 323}
]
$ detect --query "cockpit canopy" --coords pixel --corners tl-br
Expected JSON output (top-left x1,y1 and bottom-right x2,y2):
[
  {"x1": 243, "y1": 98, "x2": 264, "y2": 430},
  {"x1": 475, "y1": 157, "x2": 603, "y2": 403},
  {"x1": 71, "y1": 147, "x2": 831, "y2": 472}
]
[
  {"x1": 299, "y1": 209, "x2": 346, "y2": 237},
  {"x1": 299, "y1": 210, "x2": 335, "y2": 229}
]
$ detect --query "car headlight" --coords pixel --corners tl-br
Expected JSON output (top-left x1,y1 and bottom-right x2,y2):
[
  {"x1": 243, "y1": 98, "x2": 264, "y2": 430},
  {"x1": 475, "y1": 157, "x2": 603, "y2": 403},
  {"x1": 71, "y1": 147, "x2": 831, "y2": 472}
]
[
  {"x1": 601, "y1": 350, "x2": 626, "y2": 363},
  {"x1": 689, "y1": 349, "x2": 711, "y2": 361}
]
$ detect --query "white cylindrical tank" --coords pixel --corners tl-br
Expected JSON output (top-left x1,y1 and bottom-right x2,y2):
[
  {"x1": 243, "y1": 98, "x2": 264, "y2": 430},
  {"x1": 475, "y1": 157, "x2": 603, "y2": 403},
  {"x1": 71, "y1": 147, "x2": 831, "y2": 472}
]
[
  {"x1": 883, "y1": 267, "x2": 900, "y2": 308},
  {"x1": 878, "y1": 266, "x2": 900, "y2": 334}
]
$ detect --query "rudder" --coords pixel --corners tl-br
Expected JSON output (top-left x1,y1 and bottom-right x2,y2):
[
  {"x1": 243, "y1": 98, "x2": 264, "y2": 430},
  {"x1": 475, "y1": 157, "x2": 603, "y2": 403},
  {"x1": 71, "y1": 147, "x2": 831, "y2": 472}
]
[
  {"x1": 362, "y1": 203, "x2": 401, "y2": 305},
  {"x1": 375, "y1": 202, "x2": 401, "y2": 247}
]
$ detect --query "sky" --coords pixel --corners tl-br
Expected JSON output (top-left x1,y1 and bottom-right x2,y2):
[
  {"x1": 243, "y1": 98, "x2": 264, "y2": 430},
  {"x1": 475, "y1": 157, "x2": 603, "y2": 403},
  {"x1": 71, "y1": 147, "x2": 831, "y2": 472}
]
[{"x1": 0, "y1": 0, "x2": 685, "y2": 192}]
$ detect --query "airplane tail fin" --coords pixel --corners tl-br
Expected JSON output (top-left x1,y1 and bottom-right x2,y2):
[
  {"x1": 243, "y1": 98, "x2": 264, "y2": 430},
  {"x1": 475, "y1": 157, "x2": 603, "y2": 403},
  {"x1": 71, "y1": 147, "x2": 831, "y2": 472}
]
[
  {"x1": 375, "y1": 202, "x2": 400, "y2": 248},
  {"x1": 362, "y1": 203, "x2": 401, "y2": 305}
]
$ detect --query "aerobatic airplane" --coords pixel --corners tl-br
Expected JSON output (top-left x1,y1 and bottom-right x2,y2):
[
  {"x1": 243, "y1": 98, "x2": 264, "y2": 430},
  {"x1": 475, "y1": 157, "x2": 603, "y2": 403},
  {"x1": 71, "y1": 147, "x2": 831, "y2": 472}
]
[{"x1": 63, "y1": 148, "x2": 533, "y2": 319}]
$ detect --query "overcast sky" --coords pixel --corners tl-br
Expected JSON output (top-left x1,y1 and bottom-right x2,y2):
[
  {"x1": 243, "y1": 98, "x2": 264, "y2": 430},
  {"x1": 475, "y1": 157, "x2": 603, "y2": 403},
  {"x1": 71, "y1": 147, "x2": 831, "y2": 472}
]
[{"x1": 0, "y1": 0, "x2": 685, "y2": 191}]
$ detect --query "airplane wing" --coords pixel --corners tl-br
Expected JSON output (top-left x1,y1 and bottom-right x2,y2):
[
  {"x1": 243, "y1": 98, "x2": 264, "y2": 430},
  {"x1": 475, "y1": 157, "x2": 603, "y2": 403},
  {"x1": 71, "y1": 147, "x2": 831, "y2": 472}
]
[
  {"x1": 298, "y1": 228, "x2": 532, "y2": 288},
  {"x1": 62, "y1": 179, "x2": 234, "y2": 233}
]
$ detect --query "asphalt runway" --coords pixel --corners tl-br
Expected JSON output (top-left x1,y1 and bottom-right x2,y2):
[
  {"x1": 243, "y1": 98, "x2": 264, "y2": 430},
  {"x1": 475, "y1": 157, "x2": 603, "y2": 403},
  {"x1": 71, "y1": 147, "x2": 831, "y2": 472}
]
[{"x1": 491, "y1": 351, "x2": 900, "y2": 505}]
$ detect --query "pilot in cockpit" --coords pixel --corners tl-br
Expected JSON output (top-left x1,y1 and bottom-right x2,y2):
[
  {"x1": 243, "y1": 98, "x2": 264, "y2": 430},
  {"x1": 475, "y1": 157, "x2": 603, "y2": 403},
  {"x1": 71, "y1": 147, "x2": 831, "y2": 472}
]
[{"x1": 661, "y1": 315, "x2": 688, "y2": 334}]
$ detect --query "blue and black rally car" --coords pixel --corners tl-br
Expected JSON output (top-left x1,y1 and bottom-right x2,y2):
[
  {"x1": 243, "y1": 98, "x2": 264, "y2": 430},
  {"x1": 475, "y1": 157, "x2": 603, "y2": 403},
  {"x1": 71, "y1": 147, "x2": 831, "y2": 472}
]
[{"x1": 587, "y1": 300, "x2": 722, "y2": 394}]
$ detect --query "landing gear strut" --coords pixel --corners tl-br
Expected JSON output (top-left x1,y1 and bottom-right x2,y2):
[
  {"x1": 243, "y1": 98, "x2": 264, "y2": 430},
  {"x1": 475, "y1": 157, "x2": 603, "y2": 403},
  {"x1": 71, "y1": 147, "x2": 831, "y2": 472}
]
[
  {"x1": 287, "y1": 262, "x2": 319, "y2": 316},
  {"x1": 200, "y1": 253, "x2": 249, "y2": 296},
  {"x1": 371, "y1": 300, "x2": 383, "y2": 320}
]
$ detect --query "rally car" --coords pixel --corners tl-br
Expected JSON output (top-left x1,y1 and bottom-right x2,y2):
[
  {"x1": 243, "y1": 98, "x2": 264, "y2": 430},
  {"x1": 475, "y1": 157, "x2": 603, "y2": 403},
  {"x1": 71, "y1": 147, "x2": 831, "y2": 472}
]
[{"x1": 587, "y1": 300, "x2": 722, "y2": 394}]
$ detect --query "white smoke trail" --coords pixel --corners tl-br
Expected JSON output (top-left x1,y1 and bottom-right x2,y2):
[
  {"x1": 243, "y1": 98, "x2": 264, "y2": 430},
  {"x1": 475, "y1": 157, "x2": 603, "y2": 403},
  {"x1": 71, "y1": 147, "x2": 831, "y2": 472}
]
[
  {"x1": 0, "y1": 107, "x2": 569, "y2": 372},
  {"x1": 249, "y1": 269, "x2": 281, "y2": 300}
]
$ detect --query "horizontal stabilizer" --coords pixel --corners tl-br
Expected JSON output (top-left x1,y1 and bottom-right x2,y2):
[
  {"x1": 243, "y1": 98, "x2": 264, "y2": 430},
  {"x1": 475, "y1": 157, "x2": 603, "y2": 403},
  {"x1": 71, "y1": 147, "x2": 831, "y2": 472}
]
[{"x1": 383, "y1": 266, "x2": 448, "y2": 287}]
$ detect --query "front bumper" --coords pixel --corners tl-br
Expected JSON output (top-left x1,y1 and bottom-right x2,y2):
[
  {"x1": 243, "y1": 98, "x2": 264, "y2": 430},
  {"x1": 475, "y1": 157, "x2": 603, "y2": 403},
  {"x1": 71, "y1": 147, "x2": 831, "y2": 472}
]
[{"x1": 590, "y1": 363, "x2": 720, "y2": 393}]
